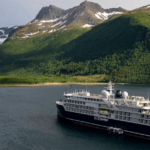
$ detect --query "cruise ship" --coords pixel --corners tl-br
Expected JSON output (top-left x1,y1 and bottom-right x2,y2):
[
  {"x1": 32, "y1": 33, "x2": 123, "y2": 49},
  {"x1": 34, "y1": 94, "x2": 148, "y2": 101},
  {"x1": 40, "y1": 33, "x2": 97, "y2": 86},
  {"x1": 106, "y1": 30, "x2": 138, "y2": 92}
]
[{"x1": 56, "y1": 81, "x2": 150, "y2": 140}]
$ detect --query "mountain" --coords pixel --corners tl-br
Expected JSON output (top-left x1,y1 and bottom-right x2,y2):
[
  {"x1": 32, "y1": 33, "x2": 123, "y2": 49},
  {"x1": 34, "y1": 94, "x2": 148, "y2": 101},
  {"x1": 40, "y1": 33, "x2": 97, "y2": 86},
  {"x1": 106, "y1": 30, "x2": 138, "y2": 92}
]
[
  {"x1": 129, "y1": 4, "x2": 150, "y2": 12},
  {"x1": 0, "y1": 26, "x2": 18, "y2": 44},
  {"x1": 57, "y1": 11, "x2": 150, "y2": 83},
  {"x1": 0, "y1": 2, "x2": 149, "y2": 83},
  {"x1": 34, "y1": 1, "x2": 126, "y2": 26},
  {"x1": 9, "y1": 1, "x2": 126, "y2": 39}
]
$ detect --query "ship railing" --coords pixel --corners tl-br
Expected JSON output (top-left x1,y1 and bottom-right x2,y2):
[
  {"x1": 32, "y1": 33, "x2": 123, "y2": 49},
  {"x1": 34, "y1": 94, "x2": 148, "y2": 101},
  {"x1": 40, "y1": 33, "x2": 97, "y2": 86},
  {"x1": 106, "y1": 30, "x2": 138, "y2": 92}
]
[{"x1": 90, "y1": 94, "x2": 104, "y2": 98}]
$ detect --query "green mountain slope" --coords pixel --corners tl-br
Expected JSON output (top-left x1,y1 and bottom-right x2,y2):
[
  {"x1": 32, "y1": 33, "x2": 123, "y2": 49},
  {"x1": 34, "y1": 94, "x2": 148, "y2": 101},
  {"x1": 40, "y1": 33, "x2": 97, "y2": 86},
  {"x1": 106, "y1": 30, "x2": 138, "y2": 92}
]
[
  {"x1": 57, "y1": 12, "x2": 150, "y2": 83},
  {"x1": 59, "y1": 12, "x2": 150, "y2": 61},
  {"x1": 0, "y1": 27, "x2": 89, "y2": 75},
  {"x1": 0, "y1": 12, "x2": 150, "y2": 84}
]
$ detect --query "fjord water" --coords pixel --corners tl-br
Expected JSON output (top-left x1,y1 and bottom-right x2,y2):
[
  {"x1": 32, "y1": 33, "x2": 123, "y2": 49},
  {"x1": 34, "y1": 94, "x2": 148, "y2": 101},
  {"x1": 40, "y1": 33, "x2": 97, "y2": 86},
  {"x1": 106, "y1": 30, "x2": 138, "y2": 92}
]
[{"x1": 0, "y1": 85, "x2": 150, "y2": 150}]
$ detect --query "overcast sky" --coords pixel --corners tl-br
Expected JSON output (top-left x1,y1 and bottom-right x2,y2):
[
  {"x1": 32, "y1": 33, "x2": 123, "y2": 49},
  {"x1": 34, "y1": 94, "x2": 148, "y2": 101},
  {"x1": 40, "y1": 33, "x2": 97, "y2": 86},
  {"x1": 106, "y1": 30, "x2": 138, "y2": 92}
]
[{"x1": 0, "y1": 0, "x2": 150, "y2": 27}]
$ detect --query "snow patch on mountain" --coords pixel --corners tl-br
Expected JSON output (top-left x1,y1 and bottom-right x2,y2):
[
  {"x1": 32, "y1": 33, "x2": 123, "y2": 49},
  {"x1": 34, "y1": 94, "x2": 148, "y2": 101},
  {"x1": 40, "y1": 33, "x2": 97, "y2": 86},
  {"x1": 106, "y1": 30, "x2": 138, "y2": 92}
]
[
  {"x1": 42, "y1": 30, "x2": 47, "y2": 33},
  {"x1": 22, "y1": 35, "x2": 29, "y2": 39},
  {"x1": 60, "y1": 20, "x2": 67, "y2": 26},
  {"x1": 58, "y1": 25, "x2": 66, "y2": 30},
  {"x1": 0, "y1": 38, "x2": 7, "y2": 43},
  {"x1": 21, "y1": 31, "x2": 39, "y2": 38},
  {"x1": 34, "y1": 20, "x2": 38, "y2": 23},
  {"x1": 49, "y1": 29, "x2": 56, "y2": 33},
  {"x1": 14, "y1": 26, "x2": 18, "y2": 29},
  {"x1": 38, "y1": 23, "x2": 42, "y2": 26},
  {"x1": 146, "y1": 5, "x2": 150, "y2": 9},
  {"x1": 27, "y1": 31, "x2": 39, "y2": 36},
  {"x1": 36, "y1": 14, "x2": 69, "y2": 26},
  {"x1": 62, "y1": 14, "x2": 69, "y2": 19},
  {"x1": 95, "y1": 14, "x2": 102, "y2": 19},
  {"x1": 36, "y1": 14, "x2": 69, "y2": 28},
  {"x1": 0, "y1": 30, "x2": 5, "y2": 35},
  {"x1": 0, "y1": 26, "x2": 19, "y2": 44},
  {"x1": 95, "y1": 11, "x2": 123, "y2": 20},
  {"x1": 51, "y1": 21, "x2": 63, "y2": 27},
  {"x1": 82, "y1": 24, "x2": 94, "y2": 28},
  {"x1": 8, "y1": 26, "x2": 14, "y2": 28},
  {"x1": 40, "y1": 17, "x2": 61, "y2": 23}
]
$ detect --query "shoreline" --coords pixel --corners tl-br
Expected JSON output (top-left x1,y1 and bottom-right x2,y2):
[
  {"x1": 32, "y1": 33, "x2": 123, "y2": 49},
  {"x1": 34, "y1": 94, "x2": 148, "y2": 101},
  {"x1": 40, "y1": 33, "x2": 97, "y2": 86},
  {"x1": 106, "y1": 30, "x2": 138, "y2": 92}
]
[{"x1": 0, "y1": 82, "x2": 129, "y2": 87}]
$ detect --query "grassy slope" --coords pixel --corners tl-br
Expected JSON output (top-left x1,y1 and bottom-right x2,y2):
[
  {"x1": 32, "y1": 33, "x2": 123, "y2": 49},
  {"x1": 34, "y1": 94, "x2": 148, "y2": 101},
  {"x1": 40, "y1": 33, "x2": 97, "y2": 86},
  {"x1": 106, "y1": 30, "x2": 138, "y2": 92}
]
[
  {"x1": 0, "y1": 27, "x2": 89, "y2": 75},
  {"x1": 59, "y1": 12, "x2": 150, "y2": 62},
  {"x1": 0, "y1": 75, "x2": 84, "y2": 84},
  {"x1": 0, "y1": 75, "x2": 108, "y2": 84},
  {"x1": 71, "y1": 74, "x2": 107, "y2": 82}
]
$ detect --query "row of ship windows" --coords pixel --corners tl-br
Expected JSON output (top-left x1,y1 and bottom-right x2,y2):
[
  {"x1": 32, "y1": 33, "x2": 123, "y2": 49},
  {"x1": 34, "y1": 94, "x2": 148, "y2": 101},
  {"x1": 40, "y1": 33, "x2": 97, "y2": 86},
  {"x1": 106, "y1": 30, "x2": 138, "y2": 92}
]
[
  {"x1": 114, "y1": 111, "x2": 150, "y2": 119},
  {"x1": 115, "y1": 115, "x2": 150, "y2": 124},
  {"x1": 65, "y1": 96, "x2": 103, "y2": 102},
  {"x1": 64, "y1": 100, "x2": 85, "y2": 105},
  {"x1": 66, "y1": 107, "x2": 94, "y2": 115},
  {"x1": 140, "y1": 114, "x2": 150, "y2": 119},
  {"x1": 114, "y1": 111, "x2": 131, "y2": 116},
  {"x1": 115, "y1": 115, "x2": 130, "y2": 121},
  {"x1": 138, "y1": 119, "x2": 150, "y2": 124},
  {"x1": 64, "y1": 104, "x2": 95, "y2": 110},
  {"x1": 64, "y1": 100, "x2": 105, "y2": 105},
  {"x1": 98, "y1": 104, "x2": 108, "y2": 107}
]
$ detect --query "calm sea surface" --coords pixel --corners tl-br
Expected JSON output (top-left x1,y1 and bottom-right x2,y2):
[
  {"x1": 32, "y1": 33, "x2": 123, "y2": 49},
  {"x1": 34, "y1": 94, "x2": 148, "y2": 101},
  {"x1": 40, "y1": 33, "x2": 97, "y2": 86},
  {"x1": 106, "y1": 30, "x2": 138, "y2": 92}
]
[{"x1": 0, "y1": 84, "x2": 150, "y2": 150}]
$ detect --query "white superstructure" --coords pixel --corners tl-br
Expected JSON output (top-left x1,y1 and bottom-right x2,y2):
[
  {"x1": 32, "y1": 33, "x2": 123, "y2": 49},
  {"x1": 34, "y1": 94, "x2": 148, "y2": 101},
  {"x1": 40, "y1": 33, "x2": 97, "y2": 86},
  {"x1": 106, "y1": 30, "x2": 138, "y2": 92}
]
[{"x1": 57, "y1": 81, "x2": 150, "y2": 126}]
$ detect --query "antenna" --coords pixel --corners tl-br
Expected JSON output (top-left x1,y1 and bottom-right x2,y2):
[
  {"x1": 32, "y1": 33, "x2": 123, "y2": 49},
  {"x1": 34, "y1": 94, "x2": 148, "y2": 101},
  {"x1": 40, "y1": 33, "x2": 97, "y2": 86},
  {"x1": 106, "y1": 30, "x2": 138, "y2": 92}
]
[
  {"x1": 107, "y1": 80, "x2": 114, "y2": 94},
  {"x1": 86, "y1": 84, "x2": 87, "y2": 93}
]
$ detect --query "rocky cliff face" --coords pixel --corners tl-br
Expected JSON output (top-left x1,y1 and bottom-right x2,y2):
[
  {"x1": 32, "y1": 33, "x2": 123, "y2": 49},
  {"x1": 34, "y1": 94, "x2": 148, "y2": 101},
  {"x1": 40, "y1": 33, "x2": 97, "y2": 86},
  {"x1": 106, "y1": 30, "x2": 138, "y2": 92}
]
[
  {"x1": 5, "y1": 1, "x2": 127, "y2": 40},
  {"x1": 33, "y1": 1, "x2": 126, "y2": 27},
  {"x1": 35, "y1": 5, "x2": 65, "y2": 20}
]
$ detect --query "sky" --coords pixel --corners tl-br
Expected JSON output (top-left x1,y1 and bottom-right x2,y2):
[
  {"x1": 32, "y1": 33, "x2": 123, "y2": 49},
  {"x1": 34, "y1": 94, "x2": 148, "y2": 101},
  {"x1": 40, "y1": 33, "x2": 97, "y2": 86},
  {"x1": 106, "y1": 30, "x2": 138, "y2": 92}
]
[{"x1": 0, "y1": 0, "x2": 150, "y2": 27}]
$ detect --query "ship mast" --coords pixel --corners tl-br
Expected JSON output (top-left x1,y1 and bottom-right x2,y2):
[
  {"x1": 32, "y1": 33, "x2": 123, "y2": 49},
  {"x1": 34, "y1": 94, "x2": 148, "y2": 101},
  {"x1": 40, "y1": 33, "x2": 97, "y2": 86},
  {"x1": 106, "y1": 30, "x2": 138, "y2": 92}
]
[{"x1": 107, "y1": 81, "x2": 114, "y2": 94}]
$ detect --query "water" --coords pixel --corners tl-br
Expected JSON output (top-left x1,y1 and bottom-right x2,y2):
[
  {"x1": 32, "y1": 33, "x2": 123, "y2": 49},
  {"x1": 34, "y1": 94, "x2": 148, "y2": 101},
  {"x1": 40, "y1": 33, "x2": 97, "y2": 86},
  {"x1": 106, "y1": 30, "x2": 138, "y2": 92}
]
[{"x1": 0, "y1": 84, "x2": 150, "y2": 150}]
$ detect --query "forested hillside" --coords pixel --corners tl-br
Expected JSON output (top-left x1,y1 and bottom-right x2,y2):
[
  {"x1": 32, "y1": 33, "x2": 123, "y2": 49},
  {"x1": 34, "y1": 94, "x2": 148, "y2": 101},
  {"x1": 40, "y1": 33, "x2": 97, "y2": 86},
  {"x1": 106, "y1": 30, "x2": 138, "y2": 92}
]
[
  {"x1": 57, "y1": 12, "x2": 150, "y2": 83},
  {"x1": 0, "y1": 27, "x2": 89, "y2": 75},
  {"x1": 0, "y1": 12, "x2": 150, "y2": 84}
]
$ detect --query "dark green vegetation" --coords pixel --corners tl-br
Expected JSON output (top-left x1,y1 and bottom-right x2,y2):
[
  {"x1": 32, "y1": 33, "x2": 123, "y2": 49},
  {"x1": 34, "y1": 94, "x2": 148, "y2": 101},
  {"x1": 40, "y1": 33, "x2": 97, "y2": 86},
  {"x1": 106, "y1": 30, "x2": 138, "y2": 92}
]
[
  {"x1": 59, "y1": 12, "x2": 150, "y2": 83},
  {"x1": 0, "y1": 75, "x2": 83, "y2": 84},
  {"x1": 0, "y1": 12, "x2": 150, "y2": 84}
]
